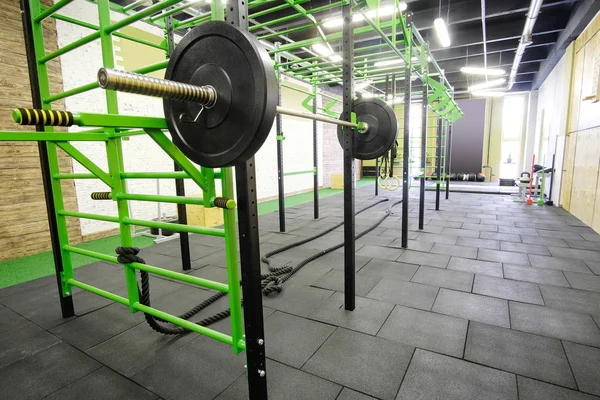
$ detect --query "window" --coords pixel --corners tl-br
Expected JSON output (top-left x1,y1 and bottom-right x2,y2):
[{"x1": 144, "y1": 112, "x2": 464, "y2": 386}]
[{"x1": 499, "y1": 95, "x2": 525, "y2": 178}]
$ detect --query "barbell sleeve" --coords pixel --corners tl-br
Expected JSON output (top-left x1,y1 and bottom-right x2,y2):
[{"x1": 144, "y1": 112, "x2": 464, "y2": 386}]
[{"x1": 97, "y1": 68, "x2": 217, "y2": 108}]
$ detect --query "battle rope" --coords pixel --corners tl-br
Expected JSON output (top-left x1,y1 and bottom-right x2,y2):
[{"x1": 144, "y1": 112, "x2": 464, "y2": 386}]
[{"x1": 116, "y1": 197, "x2": 402, "y2": 334}]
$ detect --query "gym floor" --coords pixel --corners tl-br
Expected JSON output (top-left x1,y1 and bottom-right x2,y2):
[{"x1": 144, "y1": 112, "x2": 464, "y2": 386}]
[{"x1": 1, "y1": 185, "x2": 600, "y2": 400}]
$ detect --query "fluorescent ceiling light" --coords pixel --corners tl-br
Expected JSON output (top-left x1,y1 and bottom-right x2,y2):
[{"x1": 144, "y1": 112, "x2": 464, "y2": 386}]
[
  {"x1": 323, "y1": 18, "x2": 344, "y2": 28},
  {"x1": 361, "y1": 92, "x2": 374, "y2": 98},
  {"x1": 434, "y1": 18, "x2": 451, "y2": 48},
  {"x1": 461, "y1": 66, "x2": 505, "y2": 76},
  {"x1": 374, "y1": 59, "x2": 404, "y2": 67},
  {"x1": 386, "y1": 97, "x2": 404, "y2": 105},
  {"x1": 312, "y1": 43, "x2": 332, "y2": 57},
  {"x1": 322, "y1": 2, "x2": 407, "y2": 28},
  {"x1": 468, "y1": 78, "x2": 507, "y2": 91},
  {"x1": 329, "y1": 54, "x2": 342, "y2": 62},
  {"x1": 471, "y1": 90, "x2": 506, "y2": 97}
]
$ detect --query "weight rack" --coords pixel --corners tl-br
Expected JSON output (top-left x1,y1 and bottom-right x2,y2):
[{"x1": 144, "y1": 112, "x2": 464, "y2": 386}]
[{"x1": 3, "y1": 1, "x2": 464, "y2": 398}]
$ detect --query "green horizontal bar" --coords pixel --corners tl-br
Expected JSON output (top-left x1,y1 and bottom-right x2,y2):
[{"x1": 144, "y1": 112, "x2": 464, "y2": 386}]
[
  {"x1": 134, "y1": 303, "x2": 236, "y2": 346},
  {"x1": 284, "y1": 169, "x2": 315, "y2": 176},
  {"x1": 148, "y1": 0, "x2": 203, "y2": 21},
  {"x1": 123, "y1": 0, "x2": 152, "y2": 11},
  {"x1": 123, "y1": 217, "x2": 225, "y2": 237},
  {"x1": 74, "y1": 113, "x2": 168, "y2": 129},
  {"x1": 51, "y1": 12, "x2": 97, "y2": 30},
  {"x1": 53, "y1": 173, "x2": 97, "y2": 179},
  {"x1": 64, "y1": 245, "x2": 229, "y2": 292},
  {"x1": 67, "y1": 279, "x2": 129, "y2": 305},
  {"x1": 40, "y1": 31, "x2": 101, "y2": 64},
  {"x1": 176, "y1": 13, "x2": 211, "y2": 30},
  {"x1": 59, "y1": 210, "x2": 119, "y2": 223},
  {"x1": 35, "y1": 0, "x2": 74, "y2": 22},
  {"x1": 0, "y1": 131, "x2": 108, "y2": 141},
  {"x1": 259, "y1": 23, "x2": 313, "y2": 40},
  {"x1": 105, "y1": 0, "x2": 184, "y2": 34},
  {"x1": 118, "y1": 193, "x2": 205, "y2": 205},
  {"x1": 114, "y1": 31, "x2": 167, "y2": 51},
  {"x1": 108, "y1": 129, "x2": 150, "y2": 138},
  {"x1": 250, "y1": 2, "x2": 294, "y2": 18},
  {"x1": 122, "y1": 171, "x2": 190, "y2": 179}
]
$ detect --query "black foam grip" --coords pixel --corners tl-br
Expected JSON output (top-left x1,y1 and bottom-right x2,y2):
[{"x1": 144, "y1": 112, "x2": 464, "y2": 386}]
[
  {"x1": 213, "y1": 197, "x2": 231, "y2": 209},
  {"x1": 91, "y1": 192, "x2": 112, "y2": 200},
  {"x1": 15, "y1": 108, "x2": 74, "y2": 126}
]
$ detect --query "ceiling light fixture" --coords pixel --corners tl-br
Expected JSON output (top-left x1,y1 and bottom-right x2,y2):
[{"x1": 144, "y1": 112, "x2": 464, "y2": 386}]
[
  {"x1": 355, "y1": 79, "x2": 373, "y2": 90},
  {"x1": 329, "y1": 54, "x2": 342, "y2": 62},
  {"x1": 461, "y1": 66, "x2": 505, "y2": 76},
  {"x1": 322, "y1": 2, "x2": 407, "y2": 28},
  {"x1": 312, "y1": 43, "x2": 332, "y2": 57},
  {"x1": 374, "y1": 59, "x2": 404, "y2": 67},
  {"x1": 434, "y1": 17, "x2": 451, "y2": 48},
  {"x1": 468, "y1": 78, "x2": 507, "y2": 91}
]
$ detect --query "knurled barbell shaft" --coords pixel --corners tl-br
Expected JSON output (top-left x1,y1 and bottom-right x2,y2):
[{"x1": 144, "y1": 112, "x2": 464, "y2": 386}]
[
  {"x1": 97, "y1": 68, "x2": 217, "y2": 108},
  {"x1": 97, "y1": 68, "x2": 362, "y2": 130}
]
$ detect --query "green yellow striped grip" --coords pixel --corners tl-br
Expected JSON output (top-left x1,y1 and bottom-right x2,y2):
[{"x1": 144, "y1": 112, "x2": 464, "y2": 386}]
[
  {"x1": 12, "y1": 108, "x2": 74, "y2": 126},
  {"x1": 91, "y1": 192, "x2": 112, "y2": 200}
]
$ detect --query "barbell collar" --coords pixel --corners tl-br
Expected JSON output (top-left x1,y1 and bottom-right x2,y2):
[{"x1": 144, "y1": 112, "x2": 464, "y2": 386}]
[{"x1": 97, "y1": 68, "x2": 217, "y2": 108}]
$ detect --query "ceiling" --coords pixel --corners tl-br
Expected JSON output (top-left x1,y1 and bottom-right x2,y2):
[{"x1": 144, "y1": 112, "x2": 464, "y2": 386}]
[{"x1": 114, "y1": 0, "x2": 598, "y2": 97}]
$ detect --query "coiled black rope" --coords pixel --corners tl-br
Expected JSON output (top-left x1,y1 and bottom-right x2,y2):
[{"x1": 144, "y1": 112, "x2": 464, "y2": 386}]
[{"x1": 116, "y1": 197, "x2": 402, "y2": 335}]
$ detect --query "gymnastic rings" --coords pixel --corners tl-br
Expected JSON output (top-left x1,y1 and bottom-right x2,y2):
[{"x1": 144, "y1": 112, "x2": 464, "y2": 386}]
[{"x1": 378, "y1": 176, "x2": 401, "y2": 191}]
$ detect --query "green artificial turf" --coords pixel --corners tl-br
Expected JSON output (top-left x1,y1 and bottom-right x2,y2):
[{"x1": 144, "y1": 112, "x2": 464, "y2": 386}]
[{"x1": 0, "y1": 178, "x2": 376, "y2": 288}]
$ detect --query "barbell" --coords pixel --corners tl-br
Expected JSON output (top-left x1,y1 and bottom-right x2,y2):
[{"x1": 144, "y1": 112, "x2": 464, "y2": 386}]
[{"x1": 16, "y1": 21, "x2": 398, "y2": 167}]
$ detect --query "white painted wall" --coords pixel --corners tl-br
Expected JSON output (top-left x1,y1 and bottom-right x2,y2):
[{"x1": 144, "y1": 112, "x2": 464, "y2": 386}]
[{"x1": 54, "y1": 1, "x2": 329, "y2": 235}]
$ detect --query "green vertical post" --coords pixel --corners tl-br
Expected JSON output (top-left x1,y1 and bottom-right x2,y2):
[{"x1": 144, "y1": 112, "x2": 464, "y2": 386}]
[
  {"x1": 97, "y1": 0, "x2": 140, "y2": 311},
  {"x1": 29, "y1": 0, "x2": 75, "y2": 297}
]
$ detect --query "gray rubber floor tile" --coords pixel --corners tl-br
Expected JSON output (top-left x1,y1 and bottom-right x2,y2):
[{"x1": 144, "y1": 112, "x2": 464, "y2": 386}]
[
  {"x1": 263, "y1": 311, "x2": 335, "y2": 368},
  {"x1": 428, "y1": 219, "x2": 463, "y2": 228},
  {"x1": 456, "y1": 237, "x2": 501, "y2": 250},
  {"x1": 584, "y1": 261, "x2": 600, "y2": 275},
  {"x1": 216, "y1": 359, "x2": 341, "y2": 400},
  {"x1": 284, "y1": 263, "x2": 333, "y2": 286},
  {"x1": 548, "y1": 246, "x2": 600, "y2": 262},
  {"x1": 503, "y1": 264, "x2": 570, "y2": 287},
  {"x1": 528, "y1": 254, "x2": 592, "y2": 274},
  {"x1": 189, "y1": 265, "x2": 229, "y2": 284},
  {"x1": 459, "y1": 223, "x2": 498, "y2": 232},
  {"x1": 473, "y1": 275, "x2": 544, "y2": 305},
  {"x1": 538, "y1": 230, "x2": 584, "y2": 240},
  {"x1": 133, "y1": 335, "x2": 245, "y2": 400},
  {"x1": 540, "y1": 284, "x2": 600, "y2": 315},
  {"x1": 580, "y1": 232, "x2": 600, "y2": 241},
  {"x1": 153, "y1": 241, "x2": 223, "y2": 261},
  {"x1": 441, "y1": 227, "x2": 481, "y2": 237},
  {"x1": 378, "y1": 305, "x2": 468, "y2": 357},
  {"x1": 389, "y1": 238, "x2": 433, "y2": 252},
  {"x1": 336, "y1": 388, "x2": 378, "y2": 400},
  {"x1": 44, "y1": 367, "x2": 158, "y2": 400},
  {"x1": 357, "y1": 258, "x2": 419, "y2": 281},
  {"x1": 397, "y1": 250, "x2": 450, "y2": 268},
  {"x1": 411, "y1": 266, "x2": 474, "y2": 292},
  {"x1": 309, "y1": 292, "x2": 394, "y2": 335},
  {"x1": 477, "y1": 248, "x2": 530, "y2": 266},
  {"x1": 464, "y1": 322, "x2": 575, "y2": 388},
  {"x1": 500, "y1": 241, "x2": 551, "y2": 256},
  {"x1": 480, "y1": 231, "x2": 522, "y2": 243},
  {"x1": 509, "y1": 302, "x2": 600, "y2": 347},
  {"x1": 260, "y1": 232, "x2": 303, "y2": 245},
  {"x1": 367, "y1": 278, "x2": 439, "y2": 310},
  {"x1": 564, "y1": 272, "x2": 600, "y2": 293},
  {"x1": 447, "y1": 257, "x2": 503, "y2": 277},
  {"x1": 432, "y1": 288, "x2": 510, "y2": 328},
  {"x1": 262, "y1": 284, "x2": 334, "y2": 318},
  {"x1": 565, "y1": 239, "x2": 600, "y2": 251},
  {"x1": 430, "y1": 243, "x2": 478, "y2": 259},
  {"x1": 498, "y1": 226, "x2": 540, "y2": 235},
  {"x1": 0, "y1": 342, "x2": 101, "y2": 400},
  {"x1": 414, "y1": 233, "x2": 459, "y2": 245},
  {"x1": 49, "y1": 302, "x2": 144, "y2": 351},
  {"x1": 521, "y1": 234, "x2": 569, "y2": 247},
  {"x1": 356, "y1": 245, "x2": 404, "y2": 261},
  {"x1": 0, "y1": 307, "x2": 60, "y2": 369},
  {"x1": 303, "y1": 328, "x2": 414, "y2": 400},
  {"x1": 312, "y1": 270, "x2": 382, "y2": 297},
  {"x1": 480, "y1": 219, "x2": 516, "y2": 227},
  {"x1": 396, "y1": 349, "x2": 517, "y2": 400},
  {"x1": 517, "y1": 376, "x2": 600, "y2": 400},
  {"x1": 563, "y1": 341, "x2": 600, "y2": 397},
  {"x1": 310, "y1": 253, "x2": 372, "y2": 272}
]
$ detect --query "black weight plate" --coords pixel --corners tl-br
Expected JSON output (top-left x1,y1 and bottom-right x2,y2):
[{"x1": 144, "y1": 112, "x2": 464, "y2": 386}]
[
  {"x1": 336, "y1": 98, "x2": 398, "y2": 160},
  {"x1": 164, "y1": 21, "x2": 277, "y2": 167}
]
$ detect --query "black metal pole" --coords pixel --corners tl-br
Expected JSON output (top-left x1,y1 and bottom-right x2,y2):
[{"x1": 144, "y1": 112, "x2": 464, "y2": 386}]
[
  {"x1": 419, "y1": 78, "x2": 427, "y2": 230},
  {"x1": 435, "y1": 117, "x2": 441, "y2": 210},
  {"x1": 21, "y1": 0, "x2": 74, "y2": 318},
  {"x1": 401, "y1": 17, "x2": 411, "y2": 249},
  {"x1": 166, "y1": 12, "x2": 191, "y2": 271},
  {"x1": 342, "y1": 2, "x2": 355, "y2": 311},
  {"x1": 546, "y1": 154, "x2": 555, "y2": 205},
  {"x1": 275, "y1": 48, "x2": 286, "y2": 232},
  {"x1": 445, "y1": 122, "x2": 451, "y2": 200},
  {"x1": 228, "y1": 3, "x2": 268, "y2": 398},
  {"x1": 313, "y1": 83, "x2": 319, "y2": 219}
]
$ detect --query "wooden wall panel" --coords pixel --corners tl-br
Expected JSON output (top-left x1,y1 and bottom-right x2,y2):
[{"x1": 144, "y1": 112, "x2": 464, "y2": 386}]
[
  {"x1": 571, "y1": 128, "x2": 600, "y2": 226},
  {"x1": 577, "y1": 32, "x2": 600, "y2": 131},
  {"x1": 0, "y1": 1, "x2": 81, "y2": 262},
  {"x1": 568, "y1": 47, "x2": 585, "y2": 134},
  {"x1": 560, "y1": 133, "x2": 576, "y2": 210}
]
